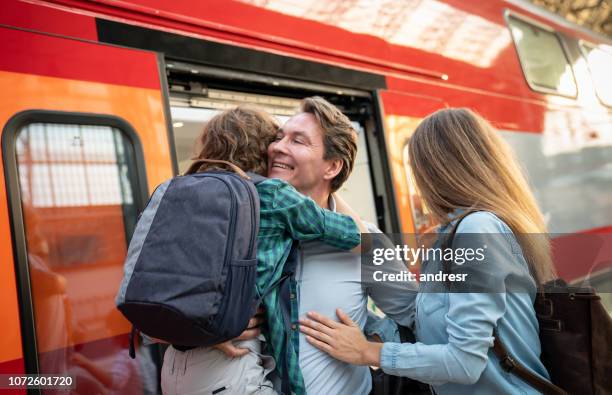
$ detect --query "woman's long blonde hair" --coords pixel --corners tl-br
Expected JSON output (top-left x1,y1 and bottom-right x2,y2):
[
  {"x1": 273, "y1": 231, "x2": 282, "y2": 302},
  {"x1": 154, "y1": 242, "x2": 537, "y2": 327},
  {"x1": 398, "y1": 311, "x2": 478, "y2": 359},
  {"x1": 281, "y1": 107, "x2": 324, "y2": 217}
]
[{"x1": 408, "y1": 108, "x2": 555, "y2": 284}]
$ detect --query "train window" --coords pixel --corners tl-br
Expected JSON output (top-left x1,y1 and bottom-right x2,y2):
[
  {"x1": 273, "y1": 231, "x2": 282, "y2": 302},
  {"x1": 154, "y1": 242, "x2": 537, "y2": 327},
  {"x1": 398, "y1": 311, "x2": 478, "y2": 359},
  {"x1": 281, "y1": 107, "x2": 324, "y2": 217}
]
[
  {"x1": 10, "y1": 118, "x2": 158, "y2": 394},
  {"x1": 507, "y1": 15, "x2": 577, "y2": 98},
  {"x1": 580, "y1": 42, "x2": 612, "y2": 106}
]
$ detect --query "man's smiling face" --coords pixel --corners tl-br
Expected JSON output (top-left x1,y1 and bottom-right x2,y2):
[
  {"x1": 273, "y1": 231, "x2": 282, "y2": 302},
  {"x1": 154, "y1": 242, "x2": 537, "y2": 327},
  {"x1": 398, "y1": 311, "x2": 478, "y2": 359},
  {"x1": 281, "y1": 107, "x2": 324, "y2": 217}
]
[{"x1": 267, "y1": 112, "x2": 330, "y2": 195}]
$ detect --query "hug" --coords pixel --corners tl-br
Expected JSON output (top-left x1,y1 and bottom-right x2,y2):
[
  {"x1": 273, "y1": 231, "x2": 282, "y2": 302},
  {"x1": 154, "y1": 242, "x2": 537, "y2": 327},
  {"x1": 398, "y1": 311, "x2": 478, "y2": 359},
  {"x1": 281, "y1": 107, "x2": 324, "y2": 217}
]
[{"x1": 118, "y1": 97, "x2": 558, "y2": 395}]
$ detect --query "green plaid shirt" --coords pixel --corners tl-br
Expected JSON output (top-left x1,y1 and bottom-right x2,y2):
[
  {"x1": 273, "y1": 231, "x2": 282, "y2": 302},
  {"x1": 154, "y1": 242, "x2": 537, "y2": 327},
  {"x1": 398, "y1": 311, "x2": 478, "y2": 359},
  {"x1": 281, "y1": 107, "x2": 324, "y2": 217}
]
[{"x1": 255, "y1": 178, "x2": 360, "y2": 395}]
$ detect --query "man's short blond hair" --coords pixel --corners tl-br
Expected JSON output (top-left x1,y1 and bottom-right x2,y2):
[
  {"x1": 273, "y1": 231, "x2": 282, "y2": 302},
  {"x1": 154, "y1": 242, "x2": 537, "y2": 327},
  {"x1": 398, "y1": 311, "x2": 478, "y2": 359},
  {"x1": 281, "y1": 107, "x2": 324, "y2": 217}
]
[{"x1": 301, "y1": 97, "x2": 357, "y2": 192}]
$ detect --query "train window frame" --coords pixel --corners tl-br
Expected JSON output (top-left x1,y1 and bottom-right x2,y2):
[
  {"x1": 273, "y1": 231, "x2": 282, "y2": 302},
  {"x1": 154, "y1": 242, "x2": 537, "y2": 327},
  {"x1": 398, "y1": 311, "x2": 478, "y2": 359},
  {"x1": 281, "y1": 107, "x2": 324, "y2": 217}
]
[
  {"x1": 1, "y1": 110, "x2": 148, "y2": 376},
  {"x1": 504, "y1": 11, "x2": 578, "y2": 99},
  {"x1": 578, "y1": 40, "x2": 612, "y2": 107}
]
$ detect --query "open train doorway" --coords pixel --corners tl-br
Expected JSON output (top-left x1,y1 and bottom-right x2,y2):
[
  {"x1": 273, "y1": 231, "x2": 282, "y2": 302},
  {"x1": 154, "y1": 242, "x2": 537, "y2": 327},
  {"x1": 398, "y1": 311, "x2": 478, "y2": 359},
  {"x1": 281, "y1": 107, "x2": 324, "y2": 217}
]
[{"x1": 165, "y1": 60, "x2": 398, "y2": 233}]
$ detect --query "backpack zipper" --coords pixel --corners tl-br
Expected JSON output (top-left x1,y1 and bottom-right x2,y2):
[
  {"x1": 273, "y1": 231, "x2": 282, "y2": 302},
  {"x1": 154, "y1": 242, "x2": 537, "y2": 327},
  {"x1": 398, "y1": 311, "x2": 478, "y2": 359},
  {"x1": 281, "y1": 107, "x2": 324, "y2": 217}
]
[
  {"x1": 239, "y1": 177, "x2": 258, "y2": 259},
  {"x1": 207, "y1": 174, "x2": 237, "y2": 273}
]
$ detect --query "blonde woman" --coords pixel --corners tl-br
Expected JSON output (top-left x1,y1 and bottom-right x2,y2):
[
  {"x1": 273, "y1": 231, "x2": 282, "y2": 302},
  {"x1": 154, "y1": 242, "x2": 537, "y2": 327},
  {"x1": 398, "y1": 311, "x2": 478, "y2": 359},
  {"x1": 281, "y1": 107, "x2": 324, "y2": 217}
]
[{"x1": 299, "y1": 108, "x2": 555, "y2": 394}]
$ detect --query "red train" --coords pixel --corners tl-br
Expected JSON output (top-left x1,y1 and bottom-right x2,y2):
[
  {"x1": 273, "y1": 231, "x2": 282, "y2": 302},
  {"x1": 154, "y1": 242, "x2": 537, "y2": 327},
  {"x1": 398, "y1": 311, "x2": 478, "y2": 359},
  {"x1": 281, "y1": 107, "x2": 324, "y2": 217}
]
[{"x1": 1, "y1": 0, "x2": 610, "y2": 393}]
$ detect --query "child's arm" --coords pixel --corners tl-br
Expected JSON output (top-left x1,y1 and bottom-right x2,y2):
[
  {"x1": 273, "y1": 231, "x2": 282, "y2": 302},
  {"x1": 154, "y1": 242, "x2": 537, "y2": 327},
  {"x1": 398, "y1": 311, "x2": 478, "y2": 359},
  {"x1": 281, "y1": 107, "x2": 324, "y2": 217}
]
[{"x1": 260, "y1": 179, "x2": 361, "y2": 251}]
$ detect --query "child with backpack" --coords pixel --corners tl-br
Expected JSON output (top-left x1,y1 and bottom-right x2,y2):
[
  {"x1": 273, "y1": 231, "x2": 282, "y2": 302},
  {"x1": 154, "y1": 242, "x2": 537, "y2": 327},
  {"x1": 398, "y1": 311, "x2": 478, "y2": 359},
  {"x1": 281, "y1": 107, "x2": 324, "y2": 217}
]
[{"x1": 156, "y1": 106, "x2": 365, "y2": 395}]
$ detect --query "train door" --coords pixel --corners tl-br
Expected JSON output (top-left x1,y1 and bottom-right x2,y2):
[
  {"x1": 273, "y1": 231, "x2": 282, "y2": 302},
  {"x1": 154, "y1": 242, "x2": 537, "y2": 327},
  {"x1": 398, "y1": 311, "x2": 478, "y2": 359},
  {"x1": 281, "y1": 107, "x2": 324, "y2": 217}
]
[
  {"x1": 0, "y1": 26, "x2": 173, "y2": 393},
  {"x1": 379, "y1": 92, "x2": 448, "y2": 235},
  {"x1": 165, "y1": 60, "x2": 396, "y2": 231}
]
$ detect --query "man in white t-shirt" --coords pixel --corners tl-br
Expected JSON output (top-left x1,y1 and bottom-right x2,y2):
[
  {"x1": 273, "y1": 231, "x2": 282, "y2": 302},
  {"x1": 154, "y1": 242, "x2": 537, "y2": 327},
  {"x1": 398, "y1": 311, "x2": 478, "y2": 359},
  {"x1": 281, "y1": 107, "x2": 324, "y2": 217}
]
[{"x1": 266, "y1": 96, "x2": 416, "y2": 394}]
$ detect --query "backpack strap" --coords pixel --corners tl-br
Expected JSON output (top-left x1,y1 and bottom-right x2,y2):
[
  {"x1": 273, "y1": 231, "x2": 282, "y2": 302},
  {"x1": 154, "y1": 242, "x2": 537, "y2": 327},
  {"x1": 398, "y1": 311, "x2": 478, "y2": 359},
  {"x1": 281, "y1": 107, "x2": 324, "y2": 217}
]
[
  {"x1": 246, "y1": 172, "x2": 267, "y2": 185},
  {"x1": 277, "y1": 241, "x2": 299, "y2": 395},
  {"x1": 129, "y1": 326, "x2": 138, "y2": 359},
  {"x1": 186, "y1": 158, "x2": 250, "y2": 179},
  {"x1": 492, "y1": 329, "x2": 567, "y2": 395}
]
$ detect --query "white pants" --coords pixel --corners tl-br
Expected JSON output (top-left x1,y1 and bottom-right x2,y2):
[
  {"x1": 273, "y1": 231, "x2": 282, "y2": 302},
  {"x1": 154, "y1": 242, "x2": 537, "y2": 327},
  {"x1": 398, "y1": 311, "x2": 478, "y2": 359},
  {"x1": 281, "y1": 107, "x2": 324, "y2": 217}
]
[{"x1": 161, "y1": 339, "x2": 277, "y2": 395}]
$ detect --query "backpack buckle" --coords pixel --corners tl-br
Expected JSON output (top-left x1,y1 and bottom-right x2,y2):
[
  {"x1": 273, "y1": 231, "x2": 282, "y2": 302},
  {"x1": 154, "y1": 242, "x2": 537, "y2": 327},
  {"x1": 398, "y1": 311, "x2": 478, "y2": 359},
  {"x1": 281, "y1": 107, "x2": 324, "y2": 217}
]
[{"x1": 500, "y1": 355, "x2": 517, "y2": 372}]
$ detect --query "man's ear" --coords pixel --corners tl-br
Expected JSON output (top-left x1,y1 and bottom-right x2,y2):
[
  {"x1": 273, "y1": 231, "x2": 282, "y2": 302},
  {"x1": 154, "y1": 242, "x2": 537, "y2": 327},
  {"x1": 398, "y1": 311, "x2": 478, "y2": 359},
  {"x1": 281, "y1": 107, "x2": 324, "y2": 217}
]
[{"x1": 322, "y1": 158, "x2": 343, "y2": 182}]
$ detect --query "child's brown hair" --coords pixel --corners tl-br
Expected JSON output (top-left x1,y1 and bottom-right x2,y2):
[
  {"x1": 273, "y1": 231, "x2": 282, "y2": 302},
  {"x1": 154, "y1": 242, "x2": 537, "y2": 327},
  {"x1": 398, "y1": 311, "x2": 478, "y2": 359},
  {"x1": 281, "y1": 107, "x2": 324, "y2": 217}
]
[{"x1": 186, "y1": 106, "x2": 279, "y2": 175}]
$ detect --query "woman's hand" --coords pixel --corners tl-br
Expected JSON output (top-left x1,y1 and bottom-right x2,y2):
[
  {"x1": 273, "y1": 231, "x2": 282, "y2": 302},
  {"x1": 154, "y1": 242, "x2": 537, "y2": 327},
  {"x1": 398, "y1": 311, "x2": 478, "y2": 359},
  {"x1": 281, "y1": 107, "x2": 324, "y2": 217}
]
[{"x1": 299, "y1": 308, "x2": 382, "y2": 366}]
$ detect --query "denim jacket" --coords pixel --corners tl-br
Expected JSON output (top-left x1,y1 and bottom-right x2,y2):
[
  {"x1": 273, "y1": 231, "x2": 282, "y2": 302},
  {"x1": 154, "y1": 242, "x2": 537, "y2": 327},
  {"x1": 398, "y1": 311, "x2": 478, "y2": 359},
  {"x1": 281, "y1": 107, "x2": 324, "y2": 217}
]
[{"x1": 379, "y1": 211, "x2": 550, "y2": 395}]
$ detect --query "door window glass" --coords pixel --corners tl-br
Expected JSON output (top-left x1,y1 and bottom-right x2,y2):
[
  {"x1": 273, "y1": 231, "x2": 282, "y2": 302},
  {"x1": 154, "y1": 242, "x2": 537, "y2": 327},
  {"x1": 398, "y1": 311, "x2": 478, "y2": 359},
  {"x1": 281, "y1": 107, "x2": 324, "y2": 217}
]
[
  {"x1": 170, "y1": 90, "x2": 380, "y2": 223},
  {"x1": 14, "y1": 121, "x2": 157, "y2": 394}
]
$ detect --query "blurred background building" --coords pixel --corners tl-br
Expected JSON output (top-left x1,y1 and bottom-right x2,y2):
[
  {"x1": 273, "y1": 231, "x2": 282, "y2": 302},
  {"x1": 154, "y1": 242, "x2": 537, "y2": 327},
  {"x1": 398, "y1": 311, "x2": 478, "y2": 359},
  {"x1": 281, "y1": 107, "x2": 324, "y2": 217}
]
[{"x1": 530, "y1": 0, "x2": 611, "y2": 36}]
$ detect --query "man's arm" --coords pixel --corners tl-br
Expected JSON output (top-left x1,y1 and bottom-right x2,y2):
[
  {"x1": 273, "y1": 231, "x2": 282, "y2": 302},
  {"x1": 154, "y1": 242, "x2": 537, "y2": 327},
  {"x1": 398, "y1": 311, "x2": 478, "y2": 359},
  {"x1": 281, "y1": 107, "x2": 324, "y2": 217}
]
[{"x1": 362, "y1": 223, "x2": 417, "y2": 329}]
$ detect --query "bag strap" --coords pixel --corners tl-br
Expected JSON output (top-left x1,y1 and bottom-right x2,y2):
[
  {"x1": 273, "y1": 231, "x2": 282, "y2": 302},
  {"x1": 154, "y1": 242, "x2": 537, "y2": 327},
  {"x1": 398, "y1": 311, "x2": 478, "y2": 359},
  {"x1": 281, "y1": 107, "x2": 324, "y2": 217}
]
[
  {"x1": 441, "y1": 211, "x2": 567, "y2": 395},
  {"x1": 129, "y1": 326, "x2": 139, "y2": 359},
  {"x1": 186, "y1": 158, "x2": 250, "y2": 180},
  {"x1": 246, "y1": 172, "x2": 267, "y2": 185},
  {"x1": 278, "y1": 241, "x2": 300, "y2": 395},
  {"x1": 258, "y1": 272, "x2": 291, "y2": 301},
  {"x1": 492, "y1": 329, "x2": 567, "y2": 395},
  {"x1": 439, "y1": 210, "x2": 483, "y2": 250},
  {"x1": 440, "y1": 210, "x2": 481, "y2": 288}
]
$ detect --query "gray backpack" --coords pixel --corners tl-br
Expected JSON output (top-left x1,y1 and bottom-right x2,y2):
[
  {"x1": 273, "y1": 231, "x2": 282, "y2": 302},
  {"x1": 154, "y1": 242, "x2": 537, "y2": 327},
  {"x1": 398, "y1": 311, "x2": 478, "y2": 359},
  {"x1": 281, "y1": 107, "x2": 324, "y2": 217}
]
[{"x1": 116, "y1": 159, "x2": 263, "y2": 350}]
